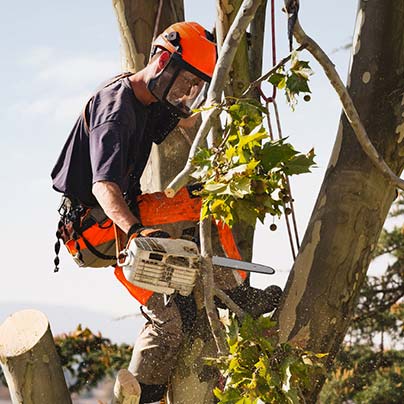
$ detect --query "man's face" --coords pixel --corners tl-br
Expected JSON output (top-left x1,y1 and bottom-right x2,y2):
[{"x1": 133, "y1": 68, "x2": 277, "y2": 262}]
[
  {"x1": 166, "y1": 70, "x2": 205, "y2": 114},
  {"x1": 148, "y1": 52, "x2": 209, "y2": 118}
]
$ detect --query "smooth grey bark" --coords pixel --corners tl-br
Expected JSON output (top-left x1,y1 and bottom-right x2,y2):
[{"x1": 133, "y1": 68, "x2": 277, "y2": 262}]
[
  {"x1": 276, "y1": 1, "x2": 404, "y2": 400},
  {"x1": 112, "y1": 0, "x2": 193, "y2": 193},
  {"x1": 0, "y1": 310, "x2": 72, "y2": 404}
]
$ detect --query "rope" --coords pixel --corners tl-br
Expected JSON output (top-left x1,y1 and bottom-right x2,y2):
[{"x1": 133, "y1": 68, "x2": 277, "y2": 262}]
[
  {"x1": 273, "y1": 101, "x2": 300, "y2": 249},
  {"x1": 258, "y1": 0, "x2": 301, "y2": 259},
  {"x1": 152, "y1": 0, "x2": 164, "y2": 42}
]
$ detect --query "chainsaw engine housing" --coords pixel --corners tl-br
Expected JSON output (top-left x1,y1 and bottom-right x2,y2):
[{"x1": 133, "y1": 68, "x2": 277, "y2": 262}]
[{"x1": 118, "y1": 237, "x2": 200, "y2": 296}]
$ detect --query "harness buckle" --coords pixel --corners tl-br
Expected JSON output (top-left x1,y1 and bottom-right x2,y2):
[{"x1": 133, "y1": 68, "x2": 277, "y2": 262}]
[{"x1": 58, "y1": 196, "x2": 72, "y2": 217}]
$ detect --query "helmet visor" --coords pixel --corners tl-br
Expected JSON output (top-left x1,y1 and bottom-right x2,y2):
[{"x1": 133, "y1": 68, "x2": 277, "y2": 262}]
[
  {"x1": 165, "y1": 69, "x2": 205, "y2": 117},
  {"x1": 148, "y1": 53, "x2": 211, "y2": 118}
]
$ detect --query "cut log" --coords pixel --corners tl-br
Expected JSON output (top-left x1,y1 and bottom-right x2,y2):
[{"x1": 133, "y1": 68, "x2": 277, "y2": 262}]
[
  {"x1": 0, "y1": 309, "x2": 71, "y2": 404},
  {"x1": 112, "y1": 369, "x2": 141, "y2": 404}
]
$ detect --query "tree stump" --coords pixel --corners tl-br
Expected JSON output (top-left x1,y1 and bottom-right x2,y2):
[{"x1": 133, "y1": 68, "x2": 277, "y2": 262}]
[
  {"x1": 0, "y1": 309, "x2": 71, "y2": 404},
  {"x1": 112, "y1": 369, "x2": 141, "y2": 404}
]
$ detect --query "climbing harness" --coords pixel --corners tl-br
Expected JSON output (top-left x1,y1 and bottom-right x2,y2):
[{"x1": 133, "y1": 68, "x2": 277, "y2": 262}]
[{"x1": 53, "y1": 196, "x2": 117, "y2": 272}]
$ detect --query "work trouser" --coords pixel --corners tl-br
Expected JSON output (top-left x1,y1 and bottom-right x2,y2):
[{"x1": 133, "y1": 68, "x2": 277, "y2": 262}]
[{"x1": 128, "y1": 293, "x2": 184, "y2": 386}]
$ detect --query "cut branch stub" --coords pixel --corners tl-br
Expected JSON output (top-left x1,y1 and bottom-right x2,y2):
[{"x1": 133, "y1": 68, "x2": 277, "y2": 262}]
[
  {"x1": 0, "y1": 309, "x2": 72, "y2": 404},
  {"x1": 112, "y1": 369, "x2": 141, "y2": 404}
]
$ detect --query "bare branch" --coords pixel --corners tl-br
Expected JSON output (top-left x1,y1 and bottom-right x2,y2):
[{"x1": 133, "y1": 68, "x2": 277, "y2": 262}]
[
  {"x1": 165, "y1": 0, "x2": 264, "y2": 197},
  {"x1": 293, "y1": 19, "x2": 404, "y2": 191},
  {"x1": 242, "y1": 44, "x2": 306, "y2": 97},
  {"x1": 214, "y1": 287, "x2": 245, "y2": 319},
  {"x1": 200, "y1": 218, "x2": 228, "y2": 354}
]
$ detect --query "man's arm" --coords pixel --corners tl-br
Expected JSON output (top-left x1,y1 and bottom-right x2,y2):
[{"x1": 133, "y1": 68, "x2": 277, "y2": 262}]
[{"x1": 92, "y1": 180, "x2": 140, "y2": 234}]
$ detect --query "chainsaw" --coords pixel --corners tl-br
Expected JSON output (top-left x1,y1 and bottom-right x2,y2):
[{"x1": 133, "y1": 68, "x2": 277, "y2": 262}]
[{"x1": 117, "y1": 237, "x2": 275, "y2": 296}]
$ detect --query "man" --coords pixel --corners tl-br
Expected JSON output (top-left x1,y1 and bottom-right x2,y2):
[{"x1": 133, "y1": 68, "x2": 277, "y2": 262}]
[
  {"x1": 52, "y1": 21, "x2": 281, "y2": 403},
  {"x1": 52, "y1": 21, "x2": 217, "y2": 403}
]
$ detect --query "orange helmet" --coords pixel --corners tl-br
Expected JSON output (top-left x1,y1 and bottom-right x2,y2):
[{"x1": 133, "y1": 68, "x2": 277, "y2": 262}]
[
  {"x1": 148, "y1": 22, "x2": 217, "y2": 118},
  {"x1": 152, "y1": 22, "x2": 217, "y2": 79}
]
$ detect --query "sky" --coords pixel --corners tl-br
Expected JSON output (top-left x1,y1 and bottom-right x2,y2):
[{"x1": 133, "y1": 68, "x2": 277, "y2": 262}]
[{"x1": 0, "y1": 1, "x2": 363, "y2": 335}]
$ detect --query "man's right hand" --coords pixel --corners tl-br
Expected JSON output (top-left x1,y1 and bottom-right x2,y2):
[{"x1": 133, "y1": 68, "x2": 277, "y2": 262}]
[
  {"x1": 127, "y1": 223, "x2": 170, "y2": 243},
  {"x1": 136, "y1": 228, "x2": 171, "y2": 238}
]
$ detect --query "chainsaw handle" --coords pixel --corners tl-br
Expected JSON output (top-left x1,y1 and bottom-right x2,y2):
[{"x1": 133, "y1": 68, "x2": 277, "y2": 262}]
[{"x1": 117, "y1": 249, "x2": 133, "y2": 267}]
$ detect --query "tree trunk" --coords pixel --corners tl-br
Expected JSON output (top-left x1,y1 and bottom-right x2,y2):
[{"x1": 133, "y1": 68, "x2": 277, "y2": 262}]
[
  {"x1": 112, "y1": 0, "x2": 193, "y2": 194},
  {"x1": 0, "y1": 309, "x2": 72, "y2": 404},
  {"x1": 276, "y1": 1, "x2": 404, "y2": 400},
  {"x1": 167, "y1": 310, "x2": 220, "y2": 404}
]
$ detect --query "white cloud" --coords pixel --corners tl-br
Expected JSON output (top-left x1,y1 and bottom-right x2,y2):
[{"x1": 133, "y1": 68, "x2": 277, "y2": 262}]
[
  {"x1": 7, "y1": 46, "x2": 122, "y2": 125},
  {"x1": 7, "y1": 92, "x2": 89, "y2": 124},
  {"x1": 22, "y1": 46, "x2": 55, "y2": 67},
  {"x1": 36, "y1": 55, "x2": 120, "y2": 89},
  {"x1": 19, "y1": 46, "x2": 121, "y2": 94}
]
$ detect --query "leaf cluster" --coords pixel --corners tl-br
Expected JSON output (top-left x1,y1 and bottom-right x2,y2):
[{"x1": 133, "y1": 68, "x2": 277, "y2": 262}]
[
  {"x1": 210, "y1": 314, "x2": 326, "y2": 404},
  {"x1": 267, "y1": 52, "x2": 313, "y2": 109},
  {"x1": 55, "y1": 325, "x2": 132, "y2": 392},
  {"x1": 191, "y1": 99, "x2": 315, "y2": 227}
]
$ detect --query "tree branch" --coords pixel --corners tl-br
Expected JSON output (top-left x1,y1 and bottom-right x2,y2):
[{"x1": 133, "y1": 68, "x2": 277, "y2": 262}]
[
  {"x1": 200, "y1": 218, "x2": 228, "y2": 355},
  {"x1": 165, "y1": 0, "x2": 264, "y2": 197},
  {"x1": 292, "y1": 19, "x2": 404, "y2": 190},
  {"x1": 242, "y1": 44, "x2": 306, "y2": 97},
  {"x1": 214, "y1": 287, "x2": 245, "y2": 319}
]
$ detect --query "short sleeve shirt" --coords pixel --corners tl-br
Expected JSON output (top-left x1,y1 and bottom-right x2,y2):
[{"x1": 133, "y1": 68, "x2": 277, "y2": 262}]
[{"x1": 51, "y1": 77, "x2": 153, "y2": 206}]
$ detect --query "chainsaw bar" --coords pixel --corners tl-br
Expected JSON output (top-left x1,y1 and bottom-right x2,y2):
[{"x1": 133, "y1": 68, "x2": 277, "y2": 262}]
[{"x1": 212, "y1": 256, "x2": 275, "y2": 275}]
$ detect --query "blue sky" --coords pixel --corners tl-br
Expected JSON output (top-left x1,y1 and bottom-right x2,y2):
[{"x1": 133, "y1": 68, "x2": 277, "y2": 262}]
[{"x1": 1, "y1": 1, "x2": 360, "y2": 326}]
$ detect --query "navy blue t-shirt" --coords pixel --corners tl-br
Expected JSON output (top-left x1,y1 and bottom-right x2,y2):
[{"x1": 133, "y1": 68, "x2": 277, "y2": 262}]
[{"x1": 51, "y1": 76, "x2": 178, "y2": 206}]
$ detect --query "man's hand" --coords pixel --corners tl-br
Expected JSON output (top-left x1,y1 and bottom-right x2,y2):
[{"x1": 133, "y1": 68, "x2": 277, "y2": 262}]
[{"x1": 127, "y1": 224, "x2": 170, "y2": 241}]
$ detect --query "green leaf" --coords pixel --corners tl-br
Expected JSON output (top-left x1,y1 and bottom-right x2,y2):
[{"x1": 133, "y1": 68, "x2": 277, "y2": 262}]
[
  {"x1": 205, "y1": 182, "x2": 228, "y2": 193},
  {"x1": 238, "y1": 129, "x2": 268, "y2": 149},
  {"x1": 284, "y1": 149, "x2": 316, "y2": 175},
  {"x1": 268, "y1": 72, "x2": 286, "y2": 88},
  {"x1": 286, "y1": 73, "x2": 311, "y2": 94},
  {"x1": 223, "y1": 164, "x2": 249, "y2": 181},
  {"x1": 291, "y1": 60, "x2": 313, "y2": 80},
  {"x1": 259, "y1": 140, "x2": 298, "y2": 170}
]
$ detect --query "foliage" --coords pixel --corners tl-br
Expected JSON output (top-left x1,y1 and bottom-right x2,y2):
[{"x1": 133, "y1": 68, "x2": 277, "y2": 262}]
[
  {"x1": 192, "y1": 99, "x2": 315, "y2": 227},
  {"x1": 209, "y1": 314, "x2": 326, "y2": 404},
  {"x1": 267, "y1": 51, "x2": 313, "y2": 109},
  {"x1": 55, "y1": 325, "x2": 132, "y2": 392},
  {"x1": 347, "y1": 193, "x2": 404, "y2": 347},
  {"x1": 320, "y1": 346, "x2": 404, "y2": 404}
]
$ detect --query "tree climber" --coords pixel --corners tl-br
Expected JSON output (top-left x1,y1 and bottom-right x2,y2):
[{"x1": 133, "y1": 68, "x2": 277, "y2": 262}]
[{"x1": 51, "y1": 22, "x2": 282, "y2": 404}]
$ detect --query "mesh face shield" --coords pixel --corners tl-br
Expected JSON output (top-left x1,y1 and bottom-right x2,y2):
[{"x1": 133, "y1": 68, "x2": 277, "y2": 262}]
[{"x1": 148, "y1": 53, "x2": 211, "y2": 118}]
